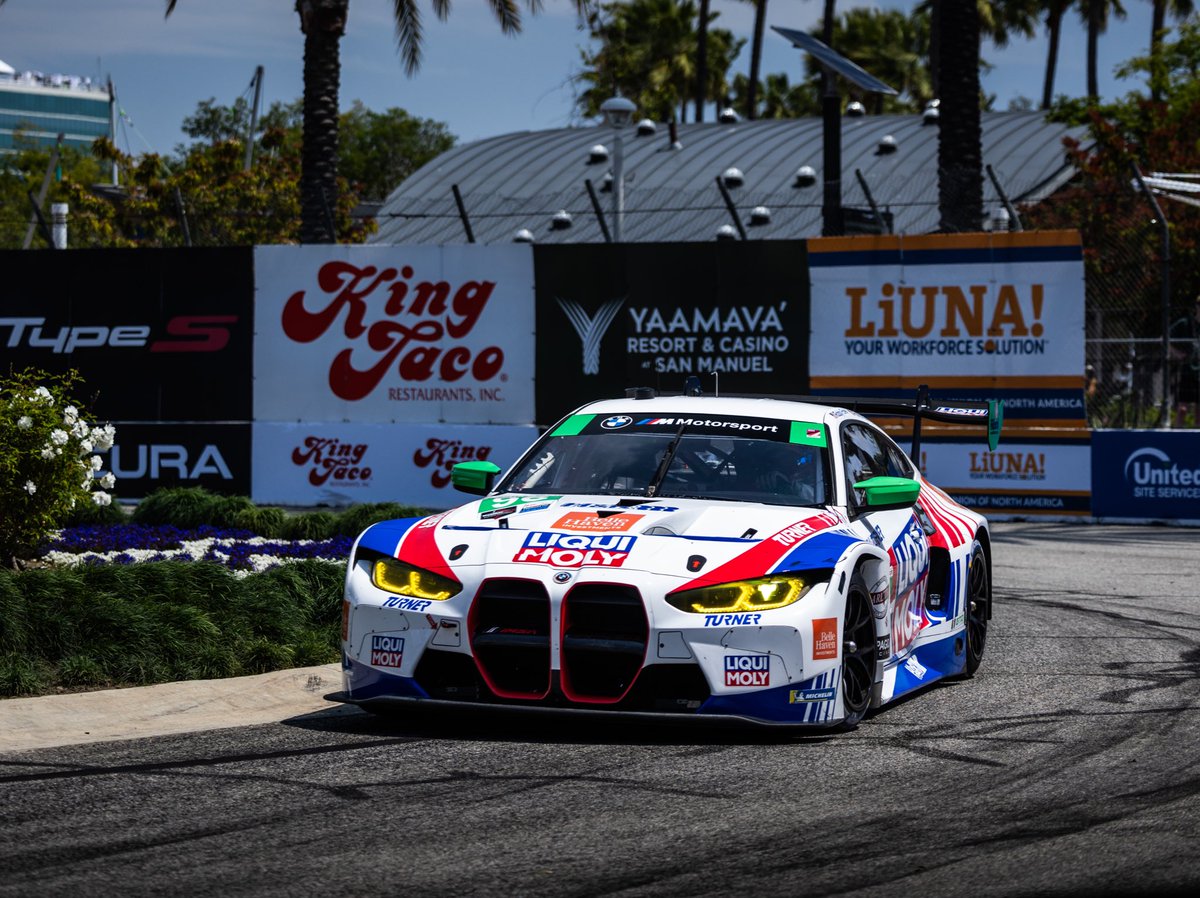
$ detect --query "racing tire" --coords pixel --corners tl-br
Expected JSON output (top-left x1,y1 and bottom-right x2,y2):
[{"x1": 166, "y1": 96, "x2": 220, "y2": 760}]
[
  {"x1": 962, "y1": 539, "x2": 989, "y2": 678},
  {"x1": 839, "y1": 569, "x2": 877, "y2": 729}
]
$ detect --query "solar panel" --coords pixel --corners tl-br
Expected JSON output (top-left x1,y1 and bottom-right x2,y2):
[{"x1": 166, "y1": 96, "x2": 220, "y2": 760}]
[{"x1": 771, "y1": 26, "x2": 898, "y2": 96}]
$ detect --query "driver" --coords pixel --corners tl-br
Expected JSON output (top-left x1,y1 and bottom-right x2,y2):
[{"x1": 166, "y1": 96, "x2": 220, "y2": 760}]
[{"x1": 735, "y1": 441, "x2": 818, "y2": 502}]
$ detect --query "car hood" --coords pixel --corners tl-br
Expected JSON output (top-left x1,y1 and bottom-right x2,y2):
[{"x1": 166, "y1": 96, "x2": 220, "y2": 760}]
[{"x1": 361, "y1": 494, "x2": 860, "y2": 587}]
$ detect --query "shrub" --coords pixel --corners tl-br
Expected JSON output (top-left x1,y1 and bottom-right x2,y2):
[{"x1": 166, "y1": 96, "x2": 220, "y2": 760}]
[{"x1": 0, "y1": 369, "x2": 118, "y2": 566}]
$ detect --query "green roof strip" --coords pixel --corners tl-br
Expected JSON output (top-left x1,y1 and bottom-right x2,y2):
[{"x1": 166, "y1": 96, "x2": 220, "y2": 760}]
[
  {"x1": 550, "y1": 414, "x2": 595, "y2": 437},
  {"x1": 789, "y1": 421, "x2": 828, "y2": 447}
]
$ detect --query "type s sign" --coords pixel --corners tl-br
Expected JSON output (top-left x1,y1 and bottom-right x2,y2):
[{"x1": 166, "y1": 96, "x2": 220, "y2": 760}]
[{"x1": 254, "y1": 245, "x2": 535, "y2": 424}]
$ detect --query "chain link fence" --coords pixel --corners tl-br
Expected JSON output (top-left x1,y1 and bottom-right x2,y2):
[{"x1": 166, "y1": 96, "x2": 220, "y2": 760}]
[{"x1": 1080, "y1": 213, "x2": 1200, "y2": 430}]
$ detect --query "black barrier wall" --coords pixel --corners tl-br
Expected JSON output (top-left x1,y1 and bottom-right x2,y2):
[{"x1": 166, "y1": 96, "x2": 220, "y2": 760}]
[
  {"x1": 533, "y1": 241, "x2": 811, "y2": 422},
  {"x1": 0, "y1": 248, "x2": 254, "y2": 421}
]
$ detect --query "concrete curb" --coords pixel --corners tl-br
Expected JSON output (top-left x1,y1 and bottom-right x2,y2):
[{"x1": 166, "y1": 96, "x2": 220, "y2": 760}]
[{"x1": 0, "y1": 663, "x2": 343, "y2": 753}]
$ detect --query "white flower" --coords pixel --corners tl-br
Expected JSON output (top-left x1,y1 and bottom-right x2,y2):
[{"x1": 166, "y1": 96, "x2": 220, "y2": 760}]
[
  {"x1": 40, "y1": 448, "x2": 55, "y2": 459},
  {"x1": 17, "y1": 415, "x2": 32, "y2": 429},
  {"x1": 23, "y1": 480, "x2": 36, "y2": 495},
  {"x1": 92, "y1": 491, "x2": 112, "y2": 506},
  {"x1": 63, "y1": 405, "x2": 79, "y2": 425},
  {"x1": 54, "y1": 447, "x2": 62, "y2": 457},
  {"x1": 50, "y1": 429, "x2": 69, "y2": 446},
  {"x1": 79, "y1": 439, "x2": 94, "y2": 453},
  {"x1": 90, "y1": 455, "x2": 103, "y2": 471},
  {"x1": 100, "y1": 472, "x2": 116, "y2": 489},
  {"x1": 92, "y1": 424, "x2": 116, "y2": 452},
  {"x1": 71, "y1": 420, "x2": 89, "y2": 439},
  {"x1": 33, "y1": 386, "x2": 53, "y2": 405}
]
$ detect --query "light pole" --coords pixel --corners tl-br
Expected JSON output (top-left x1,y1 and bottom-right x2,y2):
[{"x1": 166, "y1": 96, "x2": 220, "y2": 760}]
[{"x1": 600, "y1": 95, "x2": 636, "y2": 242}]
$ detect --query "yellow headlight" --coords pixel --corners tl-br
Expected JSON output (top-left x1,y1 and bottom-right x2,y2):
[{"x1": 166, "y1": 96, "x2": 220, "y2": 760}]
[
  {"x1": 371, "y1": 558, "x2": 461, "y2": 601},
  {"x1": 666, "y1": 575, "x2": 812, "y2": 614}
]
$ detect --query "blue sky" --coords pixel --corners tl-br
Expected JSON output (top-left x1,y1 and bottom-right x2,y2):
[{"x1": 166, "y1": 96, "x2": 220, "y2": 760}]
[{"x1": 0, "y1": 0, "x2": 1163, "y2": 157}]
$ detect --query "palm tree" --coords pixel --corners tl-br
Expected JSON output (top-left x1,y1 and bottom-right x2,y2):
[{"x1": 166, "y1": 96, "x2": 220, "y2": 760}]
[
  {"x1": 1083, "y1": 0, "x2": 1127, "y2": 101},
  {"x1": 744, "y1": 0, "x2": 769, "y2": 120},
  {"x1": 1041, "y1": 0, "x2": 1073, "y2": 109},
  {"x1": 1149, "y1": 0, "x2": 1195, "y2": 99},
  {"x1": 695, "y1": 0, "x2": 711, "y2": 121},
  {"x1": 936, "y1": 0, "x2": 984, "y2": 232},
  {"x1": 809, "y1": 7, "x2": 932, "y2": 113},
  {"x1": 162, "y1": 0, "x2": 576, "y2": 244}
]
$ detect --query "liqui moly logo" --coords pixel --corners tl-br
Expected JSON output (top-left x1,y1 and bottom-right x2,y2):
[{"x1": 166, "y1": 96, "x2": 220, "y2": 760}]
[
  {"x1": 724, "y1": 654, "x2": 770, "y2": 687},
  {"x1": 280, "y1": 261, "x2": 504, "y2": 401},
  {"x1": 512, "y1": 532, "x2": 636, "y2": 568},
  {"x1": 291, "y1": 437, "x2": 371, "y2": 487},
  {"x1": 889, "y1": 517, "x2": 930, "y2": 600},
  {"x1": 370, "y1": 634, "x2": 404, "y2": 669}
]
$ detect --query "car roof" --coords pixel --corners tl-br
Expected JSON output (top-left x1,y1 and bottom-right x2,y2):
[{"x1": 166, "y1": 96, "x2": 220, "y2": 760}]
[{"x1": 572, "y1": 394, "x2": 852, "y2": 424}]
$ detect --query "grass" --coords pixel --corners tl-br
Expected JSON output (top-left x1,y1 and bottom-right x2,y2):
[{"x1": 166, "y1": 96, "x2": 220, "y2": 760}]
[{"x1": 0, "y1": 487, "x2": 434, "y2": 698}]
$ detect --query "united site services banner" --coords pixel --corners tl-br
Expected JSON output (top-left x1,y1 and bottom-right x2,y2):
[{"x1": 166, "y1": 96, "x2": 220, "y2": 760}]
[
  {"x1": 808, "y1": 231, "x2": 1090, "y2": 515},
  {"x1": 254, "y1": 245, "x2": 535, "y2": 424},
  {"x1": 252, "y1": 422, "x2": 539, "y2": 508}
]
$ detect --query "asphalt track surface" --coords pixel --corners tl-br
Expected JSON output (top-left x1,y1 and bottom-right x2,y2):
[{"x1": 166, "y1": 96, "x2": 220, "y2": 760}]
[{"x1": 1, "y1": 522, "x2": 1198, "y2": 897}]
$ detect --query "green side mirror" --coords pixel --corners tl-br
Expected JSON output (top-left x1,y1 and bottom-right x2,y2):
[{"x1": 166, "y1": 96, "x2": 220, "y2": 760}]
[
  {"x1": 853, "y1": 475, "x2": 921, "y2": 509},
  {"x1": 451, "y1": 460, "x2": 502, "y2": 496}
]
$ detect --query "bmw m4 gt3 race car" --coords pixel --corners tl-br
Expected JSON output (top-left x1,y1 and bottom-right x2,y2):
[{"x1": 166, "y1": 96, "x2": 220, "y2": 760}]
[{"x1": 333, "y1": 390, "x2": 1002, "y2": 728}]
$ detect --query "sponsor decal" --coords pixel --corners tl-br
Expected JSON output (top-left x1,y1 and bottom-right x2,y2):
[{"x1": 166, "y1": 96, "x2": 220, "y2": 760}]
[
  {"x1": 370, "y1": 634, "x2": 405, "y2": 668},
  {"x1": 890, "y1": 517, "x2": 930, "y2": 601},
  {"x1": 952, "y1": 613, "x2": 965, "y2": 628},
  {"x1": 1124, "y1": 447, "x2": 1200, "y2": 499},
  {"x1": 110, "y1": 444, "x2": 233, "y2": 481},
  {"x1": 601, "y1": 415, "x2": 633, "y2": 429},
  {"x1": 517, "y1": 502, "x2": 553, "y2": 514},
  {"x1": 633, "y1": 415, "x2": 781, "y2": 434},
  {"x1": 291, "y1": 436, "x2": 371, "y2": 487},
  {"x1": 771, "y1": 512, "x2": 841, "y2": 548},
  {"x1": 703, "y1": 613, "x2": 762, "y2": 628},
  {"x1": 562, "y1": 502, "x2": 678, "y2": 512},
  {"x1": 876, "y1": 635, "x2": 891, "y2": 659},
  {"x1": 381, "y1": 597, "x2": 431, "y2": 612},
  {"x1": 891, "y1": 579, "x2": 927, "y2": 656},
  {"x1": 279, "y1": 260, "x2": 505, "y2": 402},
  {"x1": 481, "y1": 506, "x2": 515, "y2": 520},
  {"x1": 553, "y1": 512, "x2": 643, "y2": 532},
  {"x1": 512, "y1": 532, "x2": 636, "y2": 568},
  {"x1": 0, "y1": 315, "x2": 237, "y2": 353},
  {"x1": 812, "y1": 618, "x2": 838, "y2": 660},
  {"x1": 558, "y1": 297, "x2": 625, "y2": 375},
  {"x1": 413, "y1": 438, "x2": 493, "y2": 489},
  {"x1": 936, "y1": 406, "x2": 989, "y2": 417},
  {"x1": 829, "y1": 408, "x2": 851, "y2": 418},
  {"x1": 789, "y1": 687, "x2": 836, "y2": 703},
  {"x1": 625, "y1": 303, "x2": 789, "y2": 375},
  {"x1": 904, "y1": 654, "x2": 928, "y2": 680},
  {"x1": 724, "y1": 654, "x2": 770, "y2": 687},
  {"x1": 478, "y1": 495, "x2": 560, "y2": 514}
]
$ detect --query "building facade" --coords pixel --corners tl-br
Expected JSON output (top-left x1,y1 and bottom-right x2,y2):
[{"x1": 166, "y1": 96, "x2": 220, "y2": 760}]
[{"x1": 0, "y1": 60, "x2": 111, "y2": 156}]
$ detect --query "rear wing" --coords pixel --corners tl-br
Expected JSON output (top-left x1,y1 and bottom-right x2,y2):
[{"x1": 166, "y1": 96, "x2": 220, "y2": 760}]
[{"x1": 795, "y1": 385, "x2": 1004, "y2": 460}]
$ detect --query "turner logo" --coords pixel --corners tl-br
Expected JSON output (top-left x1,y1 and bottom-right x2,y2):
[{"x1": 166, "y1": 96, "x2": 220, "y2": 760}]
[
  {"x1": 558, "y1": 297, "x2": 624, "y2": 375},
  {"x1": 513, "y1": 532, "x2": 635, "y2": 568},
  {"x1": 1124, "y1": 447, "x2": 1200, "y2": 499}
]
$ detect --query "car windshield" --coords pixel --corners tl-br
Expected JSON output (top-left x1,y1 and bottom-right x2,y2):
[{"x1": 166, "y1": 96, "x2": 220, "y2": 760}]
[{"x1": 497, "y1": 420, "x2": 831, "y2": 507}]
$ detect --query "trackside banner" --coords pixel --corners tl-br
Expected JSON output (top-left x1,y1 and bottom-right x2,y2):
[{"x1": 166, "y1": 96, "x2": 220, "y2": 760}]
[
  {"x1": 808, "y1": 231, "x2": 1087, "y2": 432},
  {"x1": 254, "y1": 245, "x2": 535, "y2": 424},
  {"x1": 251, "y1": 421, "x2": 538, "y2": 507},
  {"x1": 1090, "y1": 430, "x2": 1200, "y2": 522},
  {"x1": 0, "y1": 247, "x2": 253, "y2": 422}
]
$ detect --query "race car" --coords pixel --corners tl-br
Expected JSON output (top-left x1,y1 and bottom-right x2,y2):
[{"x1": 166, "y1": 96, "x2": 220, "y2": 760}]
[{"x1": 332, "y1": 388, "x2": 1001, "y2": 728}]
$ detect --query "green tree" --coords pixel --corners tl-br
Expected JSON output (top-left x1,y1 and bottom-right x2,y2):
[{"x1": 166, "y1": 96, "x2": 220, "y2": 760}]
[
  {"x1": 577, "y1": 0, "x2": 743, "y2": 123},
  {"x1": 159, "y1": 0, "x2": 581, "y2": 244},
  {"x1": 0, "y1": 143, "x2": 106, "y2": 249},
  {"x1": 338, "y1": 101, "x2": 454, "y2": 201},
  {"x1": 1082, "y1": 0, "x2": 1128, "y2": 100},
  {"x1": 1148, "y1": 0, "x2": 1195, "y2": 99}
]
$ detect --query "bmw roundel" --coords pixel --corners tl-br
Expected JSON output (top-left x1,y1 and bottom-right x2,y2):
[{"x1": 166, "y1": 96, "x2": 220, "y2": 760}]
[{"x1": 601, "y1": 415, "x2": 633, "y2": 429}]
